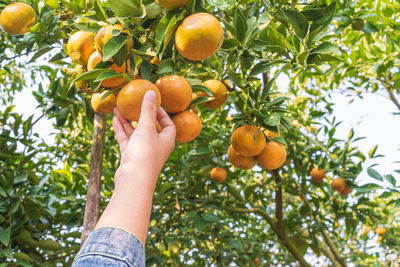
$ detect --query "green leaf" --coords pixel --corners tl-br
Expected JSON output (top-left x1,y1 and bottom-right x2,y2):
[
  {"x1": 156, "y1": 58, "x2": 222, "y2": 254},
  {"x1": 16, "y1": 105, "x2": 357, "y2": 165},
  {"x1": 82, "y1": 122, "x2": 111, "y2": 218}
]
[
  {"x1": 93, "y1": 71, "x2": 123, "y2": 83},
  {"x1": 29, "y1": 47, "x2": 53, "y2": 63},
  {"x1": 385, "y1": 175, "x2": 397, "y2": 186},
  {"x1": 109, "y1": 0, "x2": 143, "y2": 17},
  {"x1": 367, "y1": 168, "x2": 383, "y2": 182},
  {"x1": 311, "y1": 42, "x2": 340, "y2": 54},
  {"x1": 264, "y1": 113, "x2": 281, "y2": 126},
  {"x1": 157, "y1": 59, "x2": 175, "y2": 74},
  {"x1": 15, "y1": 172, "x2": 28, "y2": 184},
  {"x1": 201, "y1": 213, "x2": 220, "y2": 222},
  {"x1": 103, "y1": 33, "x2": 130, "y2": 62},
  {"x1": 206, "y1": 0, "x2": 235, "y2": 10},
  {"x1": 72, "y1": 69, "x2": 111, "y2": 83},
  {"x1": 234, "y1": 11, "x2": 247, "y2": 41},
  {"x1": 368, "y1": 145, "x2": 378, "y2": 158},
  {"x1": 155, "y1": 11, "x2": 180, "y2": 52},
  {"x1": 191, "y1": 84, "x2": 213, "y2": 96},
  {"x1": 249, "y1": 60, "x2": 286, "y2": 76},
  {"x1": 284, "y1": 10, "x2": 308, "y2": 39},
  {"x1": 0, "y1": 226, "x2": 11, "y2": 246},
  {"x1": 94, "y1": 0, "x2": 107, "y2": 21},
  {"x1": 309, "y1": 2, "x2": 336, "y2": 34}
]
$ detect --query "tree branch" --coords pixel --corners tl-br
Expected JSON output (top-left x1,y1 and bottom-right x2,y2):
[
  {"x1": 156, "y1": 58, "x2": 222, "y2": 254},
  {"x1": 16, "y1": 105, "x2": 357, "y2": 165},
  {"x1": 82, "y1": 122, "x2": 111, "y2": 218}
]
[
  {"x1": 81, "y1": 113, "x2": 107, "y2": 244},
  {"x1": 224, "y1": 206, "x2": 312, "y2": 267},
  {"x1": 273, "y1": 169, "x2": 283, "y2": 232},
  {"x1": 294, "y1": 181, "x2": 347, "y2": 267}
]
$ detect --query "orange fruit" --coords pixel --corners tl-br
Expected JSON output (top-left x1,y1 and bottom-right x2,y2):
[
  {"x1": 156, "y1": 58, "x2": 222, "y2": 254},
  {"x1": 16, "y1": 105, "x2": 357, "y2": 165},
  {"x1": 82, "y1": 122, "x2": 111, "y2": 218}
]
[
  {"x1": 226, "y1": 116, "x2": 233, "y2": 122},
  {"x1": 227, "y1": 145, "x2": 256, "y2": 170},
  {"x1": 155, "y1": 75, "x2": 192, "y2": 113},
  {"x1": 209, "y1": 167, "x2": 227, "y2": 182},
  {"x1": 376, "y1": 235, "x2": 383, "y2": 243},
  {"x1": 172, "y1": 111, "x2": 202, "y2": 143},
  {"x1": 87, "y1": 51, "x2": 129, "y2": 88},
  {"x1": 95, "y1": 24, "x2": 134, "y2": 56},
  {"x1": 257, "y1": 141, "x2": 287, "y2": 170},
  {"x1": 67, "y1": 31, "x2": 96, "y2": 66},
  {"x1": 0, "y1": 3, "x2": 36, "y2": 35},
  {"x1": 197, "y1": 79, "x2": 227, "y2": 109},
  {"x1": 231, "y1": 125, "x2": 266, "y2": 157},
  {"x1": 310, "y1": 167, "x2": 326, "y2": 183},
  {"x1": 91, "y1": 91, "x2": 117, "y2": 114},
  {"x1": 340, "y1": 186, "x2": 352, "y2": 196},
  {"x1": 175, "y1": 13, "x2": 224, "y2": 61},
  {"x1": 330, "y1": 177, "x2": 346, "y2": 192},
  {"x1": 156, "y1": 0, "x2": 187, "y2": 9},
  {"x1": 376, "y1": 227, "x2": 386, "y2": 235},
  {"x1": 117, "y1": 79, "x2": 161, "y2": 121}
]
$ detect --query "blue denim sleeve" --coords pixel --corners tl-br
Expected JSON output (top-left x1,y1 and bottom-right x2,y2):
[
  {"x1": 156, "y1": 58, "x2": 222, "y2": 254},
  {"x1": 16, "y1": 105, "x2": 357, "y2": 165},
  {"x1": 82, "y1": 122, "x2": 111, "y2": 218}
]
[{"x1": 72, "y1": 227, "x2": 145, "y2": 267}]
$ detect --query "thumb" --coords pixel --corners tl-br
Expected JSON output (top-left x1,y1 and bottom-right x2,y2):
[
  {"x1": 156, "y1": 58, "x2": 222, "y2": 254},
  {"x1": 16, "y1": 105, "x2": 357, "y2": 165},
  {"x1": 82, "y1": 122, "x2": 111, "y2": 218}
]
[{"x1": 137, "y1": 90, "x2": 158, "y2": 130}]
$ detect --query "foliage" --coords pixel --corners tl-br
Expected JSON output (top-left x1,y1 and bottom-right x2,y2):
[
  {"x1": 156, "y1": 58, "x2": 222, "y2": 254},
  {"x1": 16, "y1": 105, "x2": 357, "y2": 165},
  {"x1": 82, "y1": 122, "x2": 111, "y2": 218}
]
[{"x1": 1, "y1": 0, "x2": 400, "y2": 265}]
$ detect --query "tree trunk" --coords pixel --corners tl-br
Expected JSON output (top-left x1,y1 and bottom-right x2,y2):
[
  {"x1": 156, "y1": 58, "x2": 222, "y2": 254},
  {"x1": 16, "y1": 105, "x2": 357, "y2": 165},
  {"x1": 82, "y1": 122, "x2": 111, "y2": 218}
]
[{"x1": 81, "y1": 113, "x2": 107, "y2": 245}]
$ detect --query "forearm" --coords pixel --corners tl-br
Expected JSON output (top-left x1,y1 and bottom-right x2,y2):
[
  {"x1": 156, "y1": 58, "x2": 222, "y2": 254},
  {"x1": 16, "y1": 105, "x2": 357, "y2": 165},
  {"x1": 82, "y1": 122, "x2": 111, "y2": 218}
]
[{"x1": 95, "y1": 168, "x2": 157, "y2": 245}]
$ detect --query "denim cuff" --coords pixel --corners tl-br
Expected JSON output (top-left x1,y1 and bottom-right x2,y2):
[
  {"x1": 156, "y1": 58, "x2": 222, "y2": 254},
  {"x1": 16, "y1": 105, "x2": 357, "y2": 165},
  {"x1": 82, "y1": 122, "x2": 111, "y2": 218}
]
[{"x1": 73, "y1": 227, "x2": 145, "y2": 267}]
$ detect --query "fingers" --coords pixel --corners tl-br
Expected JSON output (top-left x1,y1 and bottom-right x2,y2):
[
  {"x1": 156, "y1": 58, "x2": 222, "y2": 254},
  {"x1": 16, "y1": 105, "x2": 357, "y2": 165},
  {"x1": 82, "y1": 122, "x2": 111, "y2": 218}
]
[
  {"x1": 113, "y1": 110, "x2": 130, "y2": 154},
  {"x1": 157, "y1": 108, "x2": 176, "y2": 147},
  {"x1": 157, "y1": 108, "x2": 175, "y2": 130},
  {"x1": 137, "y1": 90, "x2": 158, "y2": 131},
  {"x1": 114, "y1": 108, "x2": 134, "y2": 136}
]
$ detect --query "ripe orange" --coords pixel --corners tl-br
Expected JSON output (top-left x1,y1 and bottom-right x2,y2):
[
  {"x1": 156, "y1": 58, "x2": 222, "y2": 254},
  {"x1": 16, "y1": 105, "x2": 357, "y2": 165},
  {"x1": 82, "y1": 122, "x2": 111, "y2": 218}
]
[
  {"x1": 197, "y1": 79, "x2": 227, "y2": 109},
  {"x1": 0, "y1": 3, "x2": 36, "y2": 35},
  {"x1": 117, "y1": 79, "x2": 161, "y2": 121},
  {"x1": 172, "y1": 111, "x2": 202, "y2": 143},
  {"x1": 209, "y1": 167, "x2": 227, "y2": 182},
  {"x1": 257, "y1": 141, "x2": 287, "y2": 170},
  {"x1": 331, "y1": 177, "x2": 346, "y2": 192},
  {"x1": 95, "y1": 24, "x2": 134, "y2": 56},
  {"x1": 67, "y1": 31, "x2": 96, "y2": 66},
  {"x1": 376, "y1": 226, "x2": 386, "y2": 235},
  {"x1": 155, "y1": 75, "x2": 192, "y2": 113},
  {"x1": 87, "y1": 51, "x2": 129, "y2": 88},
  {"x1": 156, "y1": 0, "x2": 187, "y2": 9},
  {"x1": 231, "y1": 125, "x2": 266, "y2": 157},
  {"x1": 340, "y1": 186, "x2": 352, "y2": 196},
  {"x1": 175, "y1": 13, "x2": 224, "y2": 61},
  {"x1": 227, "y1": 145, "x2": 256, "y2": 170},
  {"x1": 91, "y1": 91, "x2": 117, "y2": 114},
  {"x1": 310, "y1": 167, "x2": 326, "y2": 183}
]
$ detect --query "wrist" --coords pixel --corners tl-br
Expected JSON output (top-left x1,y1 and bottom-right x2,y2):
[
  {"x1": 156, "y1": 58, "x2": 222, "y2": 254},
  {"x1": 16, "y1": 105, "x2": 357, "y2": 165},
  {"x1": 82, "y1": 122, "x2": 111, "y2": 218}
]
[{"x1": 114, "y1": 165, "x2": 159, "y2": 194}]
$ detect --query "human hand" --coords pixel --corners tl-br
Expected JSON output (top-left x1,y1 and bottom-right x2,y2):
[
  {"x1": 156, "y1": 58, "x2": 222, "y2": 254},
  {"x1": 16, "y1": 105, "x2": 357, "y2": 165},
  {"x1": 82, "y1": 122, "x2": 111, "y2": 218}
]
[{"x1": 112, "y1": 90, "x2": 176, "y2": 192}]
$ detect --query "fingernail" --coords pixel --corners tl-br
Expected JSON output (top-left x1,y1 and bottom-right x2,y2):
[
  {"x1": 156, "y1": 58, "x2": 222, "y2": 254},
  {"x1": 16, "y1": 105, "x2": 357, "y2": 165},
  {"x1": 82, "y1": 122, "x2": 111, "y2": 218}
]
[{"x1": 144, "y1": 90, "x2": 156, "y2": 102}]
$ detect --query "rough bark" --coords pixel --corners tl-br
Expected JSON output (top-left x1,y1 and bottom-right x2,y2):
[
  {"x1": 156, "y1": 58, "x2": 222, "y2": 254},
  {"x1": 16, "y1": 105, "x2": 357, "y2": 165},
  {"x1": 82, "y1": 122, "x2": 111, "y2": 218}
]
[{"x1": 81, "y1": 113, "x2": 107, "y2": 245}]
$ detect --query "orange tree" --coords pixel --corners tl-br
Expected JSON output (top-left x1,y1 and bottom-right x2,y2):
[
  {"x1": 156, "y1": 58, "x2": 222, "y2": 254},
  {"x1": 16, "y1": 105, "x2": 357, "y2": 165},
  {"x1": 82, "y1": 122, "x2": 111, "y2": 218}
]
[{"x1": 1, "y1": 0, "x2": 400, "y2": 265}]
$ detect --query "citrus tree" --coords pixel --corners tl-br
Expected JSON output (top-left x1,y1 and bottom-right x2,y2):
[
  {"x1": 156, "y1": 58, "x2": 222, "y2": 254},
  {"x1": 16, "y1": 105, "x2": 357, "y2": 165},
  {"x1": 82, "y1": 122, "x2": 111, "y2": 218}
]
[{"x1": 1, "y1": 0, "x2": 399, "y2": 266}]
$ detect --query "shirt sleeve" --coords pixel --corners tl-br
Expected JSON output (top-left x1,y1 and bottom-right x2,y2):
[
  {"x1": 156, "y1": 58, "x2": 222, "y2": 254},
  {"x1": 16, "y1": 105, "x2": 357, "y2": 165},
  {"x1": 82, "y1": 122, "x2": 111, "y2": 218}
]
[{"x1": 72, "y1": 227, "x2": 145, "y2": 267}]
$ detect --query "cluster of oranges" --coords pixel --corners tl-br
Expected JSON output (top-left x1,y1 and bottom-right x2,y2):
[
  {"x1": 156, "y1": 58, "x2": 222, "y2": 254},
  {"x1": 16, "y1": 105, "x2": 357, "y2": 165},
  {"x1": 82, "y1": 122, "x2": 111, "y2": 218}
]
[
  {"x1": 64, "y1": 9, "x2": 226, "y2": 145},
  {"x1": 310, "y1": 167, "x2": 352, "y2": 197},
  {"x1": 228, "y1": 126, "x2": 287, "y2": 171}
]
